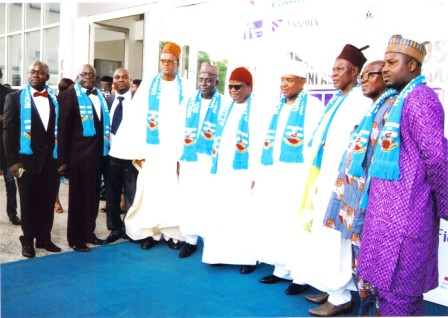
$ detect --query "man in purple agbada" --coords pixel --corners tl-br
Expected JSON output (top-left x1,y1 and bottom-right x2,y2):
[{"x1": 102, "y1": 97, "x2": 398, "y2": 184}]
[{"x1": 357, "y1": 34, "x2": 448, "y2": 316}]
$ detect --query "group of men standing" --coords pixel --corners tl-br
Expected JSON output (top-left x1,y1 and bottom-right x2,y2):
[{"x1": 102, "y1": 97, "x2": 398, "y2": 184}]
[{"x1": 2, "y1": 34, "x2": 446, "y2": 317}]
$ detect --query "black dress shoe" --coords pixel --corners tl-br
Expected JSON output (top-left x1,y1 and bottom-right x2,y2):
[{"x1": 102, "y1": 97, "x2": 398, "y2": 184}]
[
  {"x1": 87, "y1": 237, "x2": 106, "y2": 245},
  {"x1": 165, "y1": 238, "x2": 183, "y2": 250},
  {"x1": 140, "y1": 237, "x2": 157, "y2": 250},
  {"x1": 259, "y1": 274, "x2": 292, "y2": 284},
  {"x1": 305, "y1": 292, "x2": 329, "y2": 304},
  {"x1": 22, "y1": 245, "x2": 36, "y2": 258},
  {"x1": 71, "y1": 244, "x2": 91, "y2": 252},
  {"x1": 9, "y1": 215, "x2": 21, "y2": 225},
  {"x1": 239, "y1": 265, "x2": 257, "y2": 274},
  {"x1": 105, "y1": 232, "x2": 122, "y2": 244},
  {"x1": 36, "y1": 241, "x2": 62, "y2": 253},
  {"x1": 179, "y1": 243, "x2": 197, "y2": 258},
  {"x1": 285, "y1": 283, "x2": 308, "y2": 295}
]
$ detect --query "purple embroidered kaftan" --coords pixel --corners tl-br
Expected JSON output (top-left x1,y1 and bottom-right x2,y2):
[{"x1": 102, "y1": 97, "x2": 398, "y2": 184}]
[{"x1": 358, "y1": 84, "x2": 448, "y2": 296}]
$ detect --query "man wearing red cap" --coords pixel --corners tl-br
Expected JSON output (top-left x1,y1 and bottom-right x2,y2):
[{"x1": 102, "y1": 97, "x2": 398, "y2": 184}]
[
  {"x1": 201, "y1": 66, "x2": 265, "y2": 274},
  {"x1": 124, "y1": 42, "x2": 189, "y2": 251},
  {"x1": 285, "y1": 44, "x2": 371, "y2": 316}
]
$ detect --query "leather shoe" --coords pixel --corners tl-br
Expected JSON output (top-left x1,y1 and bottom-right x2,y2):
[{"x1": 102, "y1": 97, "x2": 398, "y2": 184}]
[
  {"x1": 22, "y1": 245, "x2": 36, "y2": 258},
  {"x1": 285, "y1": 283, "x2": 308, "y2": 295},
  {"x1": 105, "y1": 232, "x2": 122, "y2": 244},
  {"x1": 259, "y1": 274, "x2": 291, "y2": 284},
  {"x1": 140, "y1": 237, "x2": 157, "y2": 250},
  {"x1": 71, "y1": 244, "x2": 91, "y2": 252},
  {"x1": 165, "y1": 238, "x2": 183, "y2": 250},
  {"x1": 87, "y1": 237, "x2": 106, "y2": 245},
  {"x1": 239, "y1": 265, "x2": 257, "y2": 274},
  {"x1": 36, "y1": 241, "x2": 62, "y2": 253},
  {"x1": 9, "y1": 215, "x2": 21, "y2": 225},
  {"x1": 179, "y1": 243, "x2": 197, "y2": 258},
  {"x1": 308, "y1": 301, "x2": 352, "y2": 317},
  {"x1": 305, "y1": 292, "x2": 329, "y2": 304}
]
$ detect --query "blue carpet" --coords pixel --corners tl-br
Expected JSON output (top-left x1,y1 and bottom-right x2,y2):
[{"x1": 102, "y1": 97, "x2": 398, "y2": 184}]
[{"x1": 2, "y1": 240, "x2": 448, "y2": 317}]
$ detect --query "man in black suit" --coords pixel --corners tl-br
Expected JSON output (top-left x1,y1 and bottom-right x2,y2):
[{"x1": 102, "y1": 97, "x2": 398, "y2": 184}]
[
  {"x1": 0, "y1": 67, "x2": 20, "y2": 226},
  {"x1": 58, "y1": 64, "x2": 108, "y2": 252},
  {"x1": 104, "y1": 67, "x2": 139, "y2": 244},
  {"x1": 3, "y1": 61, "x2": 62, "y2": 258}
]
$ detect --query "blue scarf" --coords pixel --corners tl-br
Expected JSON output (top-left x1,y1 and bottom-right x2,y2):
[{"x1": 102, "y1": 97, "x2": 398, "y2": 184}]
[
  {"x1": 210, "y1": 94, "x2": 252, "y2": 174},
  {"x1": 261, "y1": 90, "x2": 308, "y2": 165},
  {"x1": 146, "y1": 72, "x2": 184, "y2": 144},
  {"x1": 74, "y1": 82, "x2": 110, "y2": 156},
  {"x1": 19, "y1": 84, "x2": 59, "y2": 158},
  {"x1": 369, "y1": 75, "x2": 426, "y2": 180},
  {"x1": 180, "y1": 89, "x2": 222, "y2": 161},
  {"x1": 347, "y1": 88, "x2": 399, "y2": 177},
  {"x1": 307, "y1": 85, "x2": 358, "y2": 169}
]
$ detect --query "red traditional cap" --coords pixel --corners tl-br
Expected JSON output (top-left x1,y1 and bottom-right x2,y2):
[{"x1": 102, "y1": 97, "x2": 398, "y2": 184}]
[
  {"x1": 162, "y1": 42, "x2": 181, "y2": 60},
  {"x1": 229, "y1": 67, "x2": 253, "y2": 85},
  {"x1": 337, "y1": 44, "x2": 369, "y2": 69}
]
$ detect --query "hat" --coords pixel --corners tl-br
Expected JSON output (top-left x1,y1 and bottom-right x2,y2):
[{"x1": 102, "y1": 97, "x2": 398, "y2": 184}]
[
  {"x1": 199, "y1": 62, "x2": 219, "y2": 77},
  {"x1": 281, "y1": 60, "x2": 307, "y2": 78},
  {"x1": 229, "y1": 67, "x2": 253, "y2": 85},
  {"x1": 337, "y1": 44, "x2": 369, "y2": 69},
  {"x1": 162, "y1": 42, "x2": 181, "y2": 60},
  {"x1": 385, "y1": 34, "x2": 427, "y2": 64}
]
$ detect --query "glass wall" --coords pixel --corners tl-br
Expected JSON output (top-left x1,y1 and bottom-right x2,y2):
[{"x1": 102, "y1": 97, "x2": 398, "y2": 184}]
[{"x1": 0, "y1": 2, "x2": 60, "y2": 87}]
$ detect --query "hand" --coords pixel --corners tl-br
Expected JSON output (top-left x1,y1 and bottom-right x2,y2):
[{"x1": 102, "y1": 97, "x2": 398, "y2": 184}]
[
  {"x1": 251, "y1": 180, "x2": 255, "y2": 190},
  {"x1": 133, "y1": 159, "x2": 145, "y2": 169},
  {"x1": 0, "y1": 114, "x2": 3, "y2": 122},
  {"x1": 9, "y1": 163, "x2": 24, "y2": 178},
  {"x1": 58, "y1": 163, "x2": 67, "y2": 176}
]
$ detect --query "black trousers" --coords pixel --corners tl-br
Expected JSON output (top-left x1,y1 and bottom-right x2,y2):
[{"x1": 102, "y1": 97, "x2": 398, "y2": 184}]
[
  {"x1": 1, "y1": 157, "x2": 18, "y2": 217},
  {"x1": 105, "y1": 156, "x2": 138, "y2": 234},
  {"x1": 16, "y1": 159, "x2": 59, "y2": 245}
]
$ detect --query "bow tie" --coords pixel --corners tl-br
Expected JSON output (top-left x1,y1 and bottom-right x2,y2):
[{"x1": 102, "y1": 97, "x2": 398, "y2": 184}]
[
  {"x1": 86, "y1": 89, "x2": 97, "y2": 96},
  {"x1": 34, "y1": 91, "x2": 49, "y2": 98}
]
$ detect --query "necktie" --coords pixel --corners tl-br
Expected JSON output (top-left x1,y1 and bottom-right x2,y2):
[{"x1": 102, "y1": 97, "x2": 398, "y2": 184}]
[
  {"x1": 34, "y1": 91, "x2": 49, "y2": 98},
  {"x1": 111, "y1": 96, "x2": 124, "y2": 135},
  {"x1": 86, "y1": 89, "x2": 97, "y2": 96}
]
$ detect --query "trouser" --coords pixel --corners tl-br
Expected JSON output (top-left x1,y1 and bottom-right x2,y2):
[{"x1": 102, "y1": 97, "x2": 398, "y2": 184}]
[{"x1": 1, "y1": 159, "x2": 18, "y2": 217}]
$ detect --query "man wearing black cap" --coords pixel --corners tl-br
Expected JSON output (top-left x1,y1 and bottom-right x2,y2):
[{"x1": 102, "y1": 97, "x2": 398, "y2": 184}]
[{"x1": 285, "y1": 44, "x2": 371, "y2": 316}]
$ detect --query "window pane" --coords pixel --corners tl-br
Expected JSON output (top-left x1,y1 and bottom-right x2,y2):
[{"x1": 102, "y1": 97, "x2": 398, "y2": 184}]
[
  {"x1": 43, "y1": 27, "x2": 59, "y2": 86},
  {"x1": 25, "y1": 31, "x2": 40, "y2": 73},
  {"x1": 7, "y1": 3, "x2": 22, "y2": 33},
  {"x1": 26, "y1": 3, "x2": 41, "y2": 29},
  {"x1": 0, "y1": 4, "x2": 5, "y2": 34},
  {"x1": 44, "y1": 3, "x2": 60, "y2": 25},
  {"x1": 7, "y1": 34, "x2": 22, "y2": 86}
]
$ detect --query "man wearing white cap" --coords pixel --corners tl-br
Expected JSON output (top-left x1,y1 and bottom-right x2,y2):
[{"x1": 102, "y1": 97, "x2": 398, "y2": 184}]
[{"x1": 254, "y1": 59, "x2": 322, "y2": 292}]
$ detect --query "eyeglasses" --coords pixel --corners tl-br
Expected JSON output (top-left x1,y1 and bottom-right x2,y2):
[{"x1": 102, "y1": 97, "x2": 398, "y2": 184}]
[
  {"x1": 28, "y1": 70, "x2": 47, "y2": 76},
  {"x1": 160, "y1": 59, "x2": 177, "y2": 66},
  {"x1": 359, "y1": 71, "x2": 382, "y2": 81},
  {"x1": 79, "y1": 72, "x2": 96, "y2": 78},
  {"x1": 228, "y1": 84, "x2": 247, "y2": 91}
]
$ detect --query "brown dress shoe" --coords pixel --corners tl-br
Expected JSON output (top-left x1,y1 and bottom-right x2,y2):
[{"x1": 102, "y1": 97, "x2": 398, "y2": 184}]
[
  {"x1": 305, "y1": 292, "x2": 329, "y2": 304},
  {"x1": 308, "y1": 301, "x2": 352, "y2": 317}
]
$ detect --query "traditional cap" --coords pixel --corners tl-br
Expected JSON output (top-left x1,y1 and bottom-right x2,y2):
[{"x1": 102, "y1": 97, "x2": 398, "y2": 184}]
[
  {"x1": 162, "y1": 42, "x2": 181, "y2": 60},
  {"x1": 281, "y1": 60, "x2": 307, "y2": 78},
  {"x1": 385, "y1": 34, "x2": 427, "y2": 64},
  {"x1": 337, "y1": 44, "x2": 369, "y2": 69},
  {"x1": 199, "y1": 62, "x2": 219, "y2": 77},
  {"x1": 229, "y1": 67, "x2": 253, "y2": 85}
]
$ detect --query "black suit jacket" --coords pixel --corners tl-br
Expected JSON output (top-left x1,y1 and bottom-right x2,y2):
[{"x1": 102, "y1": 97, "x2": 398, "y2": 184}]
[
  {"x1": 0, "y1": 84, "x2": 16, "y2": 167},
  {"x1": 57, "y1": 87, "x2": 105, "y2": 171},
  {"x1": 3, "y1": 89, "x2": 57, "y2": 174}
]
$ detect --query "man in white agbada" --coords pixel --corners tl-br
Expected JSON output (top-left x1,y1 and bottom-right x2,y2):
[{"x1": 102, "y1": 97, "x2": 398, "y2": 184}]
[
  {"x1": 177, "y1": 62, "x2": 223, "y2": 258},
  {"x1": 124, "y1": 42, "x2": 189, "y2": 250},
  {"x1": 201, "y1": 67, "x2": 266, "y2": 274},
  {"x1": 254, "y1": 60, "x2": 322, "y2": 294},
  {"x1": 287, "y1": 44, "x2": 371, "y2": 317}
]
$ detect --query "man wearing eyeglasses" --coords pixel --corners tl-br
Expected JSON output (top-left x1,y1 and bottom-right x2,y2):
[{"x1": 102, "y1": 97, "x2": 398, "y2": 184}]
[
  {"x1": 286, "y1": 44, "x2": 371, "y2": 316},
  {"x1": 201, "y1": 66, "x2": 265, "y2": 275},
  {"x1": 124, "y1": 42, "x2": 189, "y2": 251},
  {"x1": 321, "y1": 60, "x2": 398, "y2": 315},
  {"x1": 58, "y1": 64, "x2": 109, "y2": 252},
  {"x1": 3, "y1": 61, "x2": 63, "y2": 258},
  {"x1": 357, "y1": 35, "x2": 447, "y2": 316}
]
